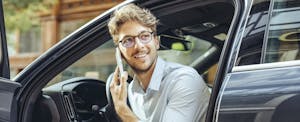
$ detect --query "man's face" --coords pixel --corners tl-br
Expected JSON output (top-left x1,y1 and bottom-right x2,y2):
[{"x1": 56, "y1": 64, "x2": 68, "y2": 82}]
[{"x1": 117, "y1": 21, "x2": 159, "y2": 73}]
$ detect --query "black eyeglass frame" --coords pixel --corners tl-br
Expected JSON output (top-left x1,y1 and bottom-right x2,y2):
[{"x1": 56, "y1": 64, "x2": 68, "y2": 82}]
[{"x1": 117, "y1": 31, "x2": 154, "y2": 48}]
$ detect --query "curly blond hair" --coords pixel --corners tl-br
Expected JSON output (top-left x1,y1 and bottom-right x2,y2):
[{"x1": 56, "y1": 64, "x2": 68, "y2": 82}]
[{"x1": 107, "y1": 4, "x2": 158, "y2": 44}]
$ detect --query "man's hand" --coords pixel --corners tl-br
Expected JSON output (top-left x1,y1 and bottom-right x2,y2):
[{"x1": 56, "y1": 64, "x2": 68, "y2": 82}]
[
  {"x1": 110, "y1": 66, "x2": 138, "y2": 122},
  {"x1": 110, "y1": 66, "x2": 128, "y2": 106}
]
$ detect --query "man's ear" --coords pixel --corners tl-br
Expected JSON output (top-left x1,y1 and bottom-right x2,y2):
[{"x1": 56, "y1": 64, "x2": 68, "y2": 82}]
[
  {"x1": 117, "y1": 46, "x2": 124, "y2": 59},
  {"x1": 119, "y1": 48, "x2": 125, "y2": 59},
  {"x1": 154, "y1": 36, "x2": 160, "y2": 50}
]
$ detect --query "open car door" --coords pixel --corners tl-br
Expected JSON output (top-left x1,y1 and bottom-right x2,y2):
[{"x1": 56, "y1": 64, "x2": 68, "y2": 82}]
[{"x1": 0, "y1": 1, "x2": 22, "y2": 122}]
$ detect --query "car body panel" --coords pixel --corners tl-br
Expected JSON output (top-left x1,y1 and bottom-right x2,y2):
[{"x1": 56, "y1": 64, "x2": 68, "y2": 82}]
[
  {"x1": 0, "y1": 1, "x2": 21, "y2": 122},
  {"x1": 207, "y1": 0, "x2": 251, "y2": 121},
  {"x1": 0, "y1": 78, "x2": 21, "y2": 122},
  {"x1": 215, "y1": 0, "x2": 300, "y2": 122},
  {"x1": 218, "y1": 65, "x2": 300, "y2": 122},
  {"x1": 0, "y1": 0, "x2": 10, "y2": 79}
]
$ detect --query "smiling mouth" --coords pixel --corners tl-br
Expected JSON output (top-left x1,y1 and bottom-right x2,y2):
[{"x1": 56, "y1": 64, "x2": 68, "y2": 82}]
[{"x1": 134, "y1": 53, "x2": 147, "y2": 58}]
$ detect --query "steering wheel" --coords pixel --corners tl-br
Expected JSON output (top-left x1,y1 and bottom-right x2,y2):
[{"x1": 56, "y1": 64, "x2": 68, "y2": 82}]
[{"x1": 95, "y1": 73, "x2": 120, "y2": 122}]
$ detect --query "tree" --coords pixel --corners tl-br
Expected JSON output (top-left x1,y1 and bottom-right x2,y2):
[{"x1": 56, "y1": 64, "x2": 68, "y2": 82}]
[
  {"x1": 3, "y1": 0, "x2": 57, "y2": 55},
  {"x1": 3, "y1": 0, "x2": 56, "y2": 32}
]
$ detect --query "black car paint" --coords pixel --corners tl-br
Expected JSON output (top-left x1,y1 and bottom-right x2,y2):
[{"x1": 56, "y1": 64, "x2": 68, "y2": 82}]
[
  {"x1": 0, "y1": 0, "x2": 10, "y2": 79},
  {"x1": 214, "y1": 0, "x2": 300, "y2": 122},
  {"x1": 218, "y1": 65, "x2": 300, "y2": 122},
  {"x1": 207, "y1": 0, "x2": 249, "y2": 121},
  {"x1": 0, "y1": 78, "x2": 20, "y2": 122}
]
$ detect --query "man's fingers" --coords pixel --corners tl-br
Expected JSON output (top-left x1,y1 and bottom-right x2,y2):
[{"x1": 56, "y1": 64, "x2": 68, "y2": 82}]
[
  {"x1": 120, "y1": 71, "x2": 128, "y2": 89},
  {"x1": 120, "y1": 71, "x2": 128, "y2": 81},
  {"x1": 110, "y1": 67, "x2": 128, "y2": 103},
  {"x1": 111, "y1": 66, "x2": 120, "y2": 87},
  {"x1": 119, "y1": 71, "x2": 128, "y2": 100}
]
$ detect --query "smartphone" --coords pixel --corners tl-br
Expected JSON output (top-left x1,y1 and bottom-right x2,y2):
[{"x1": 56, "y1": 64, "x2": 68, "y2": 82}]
[{"x1": 115, "y1": 48, "x2": 124, "y2": 75}]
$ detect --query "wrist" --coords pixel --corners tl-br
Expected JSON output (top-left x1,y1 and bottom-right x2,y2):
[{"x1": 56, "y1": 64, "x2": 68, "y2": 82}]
[
  {"x1": 114, "y1": 102, "x2": 128, "y2": 114},
  {"x1": 115, "y1": 104, "x2": 138, "y2": 122}
]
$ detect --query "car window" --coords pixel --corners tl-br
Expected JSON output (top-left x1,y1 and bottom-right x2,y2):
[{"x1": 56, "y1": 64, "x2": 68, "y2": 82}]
[
  {"x1": 236, "y1": 0, "x2": 271, "y2": 66},
  {"x1": 263, "y1": 0, "x2": 300, "y2": 63},
  {"x1": 236, "y1": 0, "x2": 300, "y2": 66},
  {"x1": 47, "y1": 40, "x2": 116, "y2": 86}
]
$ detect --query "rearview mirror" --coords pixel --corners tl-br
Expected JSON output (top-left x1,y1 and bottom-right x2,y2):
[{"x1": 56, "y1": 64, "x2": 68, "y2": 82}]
[{"x1": 159, "y1": 34, "x2": 192, "y2": 51}]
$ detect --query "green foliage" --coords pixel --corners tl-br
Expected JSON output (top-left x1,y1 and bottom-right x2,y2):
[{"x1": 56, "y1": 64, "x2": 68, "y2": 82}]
[{"x1": 3, "y1": 0, "x2": 57, "y2": 32}]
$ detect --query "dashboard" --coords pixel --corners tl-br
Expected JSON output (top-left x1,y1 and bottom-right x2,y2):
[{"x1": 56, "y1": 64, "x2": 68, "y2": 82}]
[{"x1": 42, "y1": 77, "x2": 107, "y2": 122}]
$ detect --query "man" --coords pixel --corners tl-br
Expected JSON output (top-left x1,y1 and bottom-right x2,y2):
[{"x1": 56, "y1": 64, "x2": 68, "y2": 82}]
[{"x1": 107, "y1": 3, "x2": 210, "y2": 122}]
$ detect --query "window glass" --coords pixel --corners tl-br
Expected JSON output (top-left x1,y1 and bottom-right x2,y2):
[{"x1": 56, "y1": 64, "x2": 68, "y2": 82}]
[
  {"x1": 236, "y1": 0, "x2": 270, "y2": 66},
  {"x1": 47, "y1": 40, "x2": 116, "y2": 86},
  {"x1": 59, "y1": 19, "x2": 90, "y2": 40},
  {"x1": 19, "y1": 26, "x2": 41, "y2": 53},
  {"x1": 264, "y1": 0, "x2": 300, "y2": 63}
]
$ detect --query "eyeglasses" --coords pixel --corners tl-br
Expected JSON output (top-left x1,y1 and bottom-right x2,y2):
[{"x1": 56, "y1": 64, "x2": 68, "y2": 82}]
[{"x1": 118, "y1": 31, "x2": 154, "y2": 48}]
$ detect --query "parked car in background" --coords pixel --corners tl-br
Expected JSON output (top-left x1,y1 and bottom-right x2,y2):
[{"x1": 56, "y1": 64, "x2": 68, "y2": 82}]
[{"x1": 0, "y1": 0, "x2": 299, "y2": 122}]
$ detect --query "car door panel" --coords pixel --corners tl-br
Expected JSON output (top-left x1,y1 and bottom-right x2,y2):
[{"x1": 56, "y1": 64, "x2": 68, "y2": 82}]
[
  {"x1": 0, "y1": 78, "x2": 21, "y2": 122},
  {"x1": 217, "y1": 65, "x2": 300, "y2": 122},
  {"x1": 0, "y1": 0, "x2": 10, "y2": 79},
  {"x1": 0, "y1": 1, "x2": 21, "y2": 122}
]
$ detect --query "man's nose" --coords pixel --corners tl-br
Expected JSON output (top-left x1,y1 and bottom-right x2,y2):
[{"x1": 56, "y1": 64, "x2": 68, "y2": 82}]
[{"x1": 134, "y1": 37, "x2": 145, "y2": 49}]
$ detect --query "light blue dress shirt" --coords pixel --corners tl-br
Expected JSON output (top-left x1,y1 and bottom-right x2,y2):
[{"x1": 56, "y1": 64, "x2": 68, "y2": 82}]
[{"x1": 128, "y1": 57, "x2": 211, "y2": 122}]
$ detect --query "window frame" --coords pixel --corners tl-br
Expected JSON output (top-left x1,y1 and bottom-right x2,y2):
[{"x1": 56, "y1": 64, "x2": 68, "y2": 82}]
[
  {"x1": 233, "y1": 0, "x2": 300, "y2": 72},
  {"x1": 261, "y1": 0, "x2": 275, "y2": 63}
]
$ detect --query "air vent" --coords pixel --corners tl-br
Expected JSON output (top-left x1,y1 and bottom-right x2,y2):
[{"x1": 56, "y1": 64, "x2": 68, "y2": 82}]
[{"x1": 63, "y1": 94, "x2": 76, "y2": 121}]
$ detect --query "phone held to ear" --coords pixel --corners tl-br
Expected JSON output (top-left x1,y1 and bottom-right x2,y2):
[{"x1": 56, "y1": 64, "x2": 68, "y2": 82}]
[{"x1": 115, "y1": 48, "x2": 124, "y2": 75}]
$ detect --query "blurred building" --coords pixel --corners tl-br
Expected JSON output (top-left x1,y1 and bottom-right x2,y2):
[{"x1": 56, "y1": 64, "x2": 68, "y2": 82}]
[{"x1": 9, "y1": 0, "x2": 123, "y2": 74}]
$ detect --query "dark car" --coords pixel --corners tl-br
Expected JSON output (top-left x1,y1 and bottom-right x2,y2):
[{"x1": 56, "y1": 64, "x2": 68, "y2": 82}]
[{"x1": 0, "y1": 0, "x2": 300, "y2": 122}]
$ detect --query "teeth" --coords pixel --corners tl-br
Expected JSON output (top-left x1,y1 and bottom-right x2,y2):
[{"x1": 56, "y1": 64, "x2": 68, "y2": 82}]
[{"x1": 135, "y1": 53, "x2": 146, "y2": 58}]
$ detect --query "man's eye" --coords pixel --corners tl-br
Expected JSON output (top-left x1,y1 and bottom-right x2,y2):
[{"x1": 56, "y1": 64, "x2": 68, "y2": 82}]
[
  {"x1": 140, "y1": 34, "x2": 150, "y2": 40},
  {"x1": 123, "y1": 37, "x2": 134, "y2": 44}
]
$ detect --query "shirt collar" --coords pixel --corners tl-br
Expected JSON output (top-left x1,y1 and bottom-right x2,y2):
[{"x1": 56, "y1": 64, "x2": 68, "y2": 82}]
[
  {"x1": 148, "y1": 57, "x2": 165, "y2": 91},
  {"x1": 132, "y1": 57, "x2": 165, "y2": 93}
]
